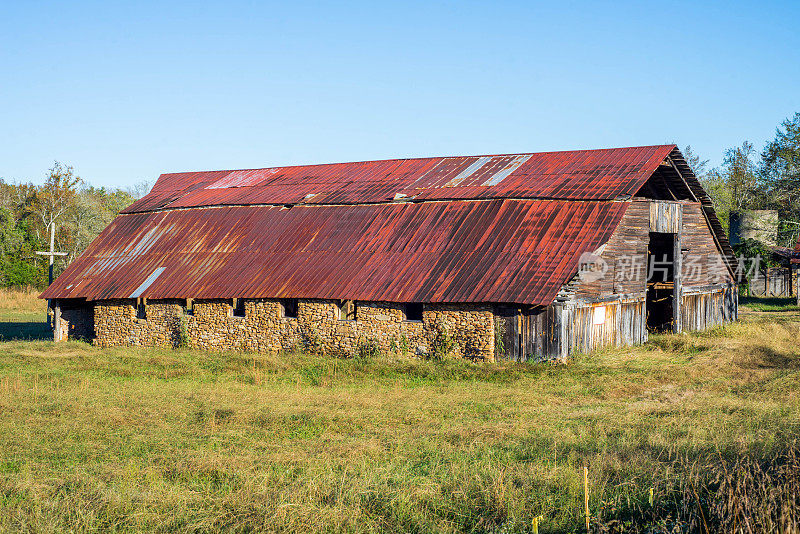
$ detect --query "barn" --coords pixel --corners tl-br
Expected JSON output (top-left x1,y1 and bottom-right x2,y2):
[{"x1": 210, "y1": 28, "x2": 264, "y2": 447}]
[{"x1": 41, "y1": 145, "x2": 738, "y2": 361}]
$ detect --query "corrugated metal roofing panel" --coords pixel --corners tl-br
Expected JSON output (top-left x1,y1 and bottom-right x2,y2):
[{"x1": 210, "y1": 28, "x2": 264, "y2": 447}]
[
  {"x1": 129, "y1": 267, "x2": 166, "y2": 298},
  {"x1": 42, "y1": 199, "x2": 628, "y2": 305},
  {"x1": 121, "y1": 145, "x2": 675, "y2": 213}
]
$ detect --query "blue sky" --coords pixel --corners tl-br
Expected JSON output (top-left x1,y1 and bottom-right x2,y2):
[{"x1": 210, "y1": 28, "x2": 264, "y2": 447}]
[{"x1": 1, "y1": 1, "x2": 798, "y2": 189}]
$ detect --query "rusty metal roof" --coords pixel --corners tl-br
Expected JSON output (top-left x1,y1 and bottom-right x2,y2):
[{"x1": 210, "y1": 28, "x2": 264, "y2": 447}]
[
  {"x1": 42, "y1": 145, "x2": 688, "y2": 305},
  {"x1": 42, "y1": 199, "x2": 627, "y2": 305},
  {"x1": 122, "y1": 145, "x2": 675, "y2": 213}
]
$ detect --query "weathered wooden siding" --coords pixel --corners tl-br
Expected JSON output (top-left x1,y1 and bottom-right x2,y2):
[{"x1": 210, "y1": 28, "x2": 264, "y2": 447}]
[
  {"x1": 796, "y1": 266, "x2": 800, "y2": 306},
  {"x1": 558, "y1": 284, "x2": 735, "y2": 359},
  {"x1": 575, "y1": 202, "x2": 649, "y2": 299},
  {"x1": 495, "y1": 298, "x2": 650, "y2": 361},
  {"x1": 573, "y1": 200, "x2": 729, "y2": 300},
  {"x1": 796, "y1": 267, "x2": 800, "y2": 305},
  {"x1": 570, "y1": 199, "x2": 734, "y2": 299},
  {"x1": 495, "y1": 305, "x2": 560, "y2": 362},
  {"x1": 680, "y1": 285, "x2": 737, "y2": 332},
  {"x1": 650, "y1": 201, "x2": 681, "y2": 233},
  {"x1": 681, "y1": 203, "x2": 733, "y2": 287},
  {"x1": 748, "y1": 268, "x2": 794, "y2": 297},
  {"x1": 563, "y1": 299, "x2": 647, "y2": 356},
  {"x1": 538, "y1": 199, "x2": 738, "y2": 361}
]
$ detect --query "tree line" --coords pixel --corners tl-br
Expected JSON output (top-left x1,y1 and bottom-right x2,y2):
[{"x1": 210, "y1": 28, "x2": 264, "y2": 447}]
[{"x1": 0, "y1": 163, "x2": 146, "y2": 288}]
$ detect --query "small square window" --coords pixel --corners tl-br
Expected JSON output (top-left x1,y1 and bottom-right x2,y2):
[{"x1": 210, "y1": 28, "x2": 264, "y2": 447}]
[
  {"x1": 232, "y1": 298, "x2": 245, "y2": 318},
  {"x1": 404, "y1": 303, "x2": 423, "y2": 322},
  {"x1": 136, "y1": 298, "x2": 147, "y2": 320},
  {"x1": 338, "y1": 300, "x2": 356, "y2": 321},
  {"x1": 184, "y1": 298, "x2": 194, "y2": 316},
  {"x1": 281, "y1": 298, "x2": 298, "y2": 319},
  {"x1": 592, "y1": 305, "x2": 606, "y2": 325}
]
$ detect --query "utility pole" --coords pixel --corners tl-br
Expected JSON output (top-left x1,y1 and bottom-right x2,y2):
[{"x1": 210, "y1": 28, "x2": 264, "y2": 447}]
[{"x1": 36, "y1": 222, "x2": 67, "y2": 328}]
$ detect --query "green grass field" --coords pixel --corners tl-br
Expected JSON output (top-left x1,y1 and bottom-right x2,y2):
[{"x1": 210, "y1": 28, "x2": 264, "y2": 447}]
[{"x1": 0, "y1": 291, "x2": 798, "y2": 532}]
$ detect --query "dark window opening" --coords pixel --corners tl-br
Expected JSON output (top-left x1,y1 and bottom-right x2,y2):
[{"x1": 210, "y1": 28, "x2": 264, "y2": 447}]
[
  {"x1": 338, "y1": 300, "x2": 356, "y2": 321},
  {"x1": 136, "y1": 298, "x2": 147, "y2": 320},
  {"x1": 232, "y1": 298, "x2": 246, "y2": 318},
  {"x1": 646, "y1": 232, "x2": 676, "y2": 333},
  {"x1": 495, "y1": 305, "x2": 535, "y2": 362},
  {"x1": 404, "y1": 303, "x2": 423, "y2": 321},
  {"x1": 184, "y1": 298, "x2": 194, "y2": 316},
  {"x1": 281, "y1": 298, "x2": 298, "y2": 319}
]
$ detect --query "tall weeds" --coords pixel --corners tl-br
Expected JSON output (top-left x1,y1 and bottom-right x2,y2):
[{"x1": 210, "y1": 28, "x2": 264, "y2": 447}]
[{"x1": 595, "y1": 443, "x2": 800, "y2": 533}]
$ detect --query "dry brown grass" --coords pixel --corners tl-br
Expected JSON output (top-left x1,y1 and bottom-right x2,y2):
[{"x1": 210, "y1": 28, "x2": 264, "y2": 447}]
[
  {"x1": 0, "y1": 287, "x2": 48, "y2": 341},
  {"x1": 0, "y1": 286, "x2": 42, "y2": 312},
  {"x1": 0, "y1": 296, "x2": 797, "y2": 532}
]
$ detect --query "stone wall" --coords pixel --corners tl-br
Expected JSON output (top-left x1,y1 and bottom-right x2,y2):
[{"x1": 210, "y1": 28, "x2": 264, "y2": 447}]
[
  {"x1": 91, "y1": 298, "x2": 495, "y2": 361},
  {"x1": 94, "y1": 298, "x2": 185, "y2": 348}
]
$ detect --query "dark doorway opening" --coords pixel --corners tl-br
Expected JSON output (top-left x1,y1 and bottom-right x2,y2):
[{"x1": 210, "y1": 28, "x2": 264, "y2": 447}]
[
  {"x1": 493, "y1": 305, "x2": 557, "y2": 362},
  {"x1": 647, "y1": 232, "x2": 676, "y2": 332}
]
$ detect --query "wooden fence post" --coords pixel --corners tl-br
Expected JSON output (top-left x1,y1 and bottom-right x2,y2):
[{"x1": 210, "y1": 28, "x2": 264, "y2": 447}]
[{"x1": 584, "y1": 466, "x2": 589, "y2": 533}]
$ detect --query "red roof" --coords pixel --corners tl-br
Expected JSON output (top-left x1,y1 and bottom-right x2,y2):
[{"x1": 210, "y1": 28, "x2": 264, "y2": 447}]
[
  {"x1": 123, "y1": 145, "x2": 674, "y2": 213},
  {"x1": 42, "y1": 145, "x2": 681, "y2": 305},
  {"x1": 42, "y1": 200, "x2": 627, "y2": 305}
]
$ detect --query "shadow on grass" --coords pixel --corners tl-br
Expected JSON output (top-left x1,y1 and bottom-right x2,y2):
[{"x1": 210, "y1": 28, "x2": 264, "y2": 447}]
[{"x1": 0, "y1": 320, "x2": 51, "y2": 341}]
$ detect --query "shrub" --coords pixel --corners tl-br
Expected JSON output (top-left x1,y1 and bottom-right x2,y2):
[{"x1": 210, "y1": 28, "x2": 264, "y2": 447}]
[
  {"x1": 176, "y1": 316, "x2": 190, "y2": 348},
  {"x1": 430, "y1": 321, "x2": 458, "y2": 360},
  {"x1": 494, "y1": 320, "x2": 506, "y2": 359},
  {"x1": 399, "y1": 334, "x2": 409, "y2": 357},
  {"x1": 301, "y1": 326, "x2": 324, "y2": 354},
  {"x1": 356, "y1": 338, "x2": 381, "y2": 361}
]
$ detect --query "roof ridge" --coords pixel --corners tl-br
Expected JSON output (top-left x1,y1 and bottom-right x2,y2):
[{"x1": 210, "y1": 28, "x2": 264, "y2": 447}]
[
  {"x1": 119, "y1": 195, "x2": 640, "y2": 215},
  {"x1": 158, "y1": 144, "x2": 677, "y2": 177},
  {"x1": 123, "y1": 144, "x2": 677, "y2": 215}
]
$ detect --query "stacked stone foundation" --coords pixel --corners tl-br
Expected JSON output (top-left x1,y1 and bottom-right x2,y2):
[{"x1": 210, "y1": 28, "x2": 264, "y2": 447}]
[{"x1": 88, "y1": 298, "x2": 495, "y2": 361}]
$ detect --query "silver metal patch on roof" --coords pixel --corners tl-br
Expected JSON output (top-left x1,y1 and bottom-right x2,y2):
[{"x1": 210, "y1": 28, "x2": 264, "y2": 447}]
[
  {"x1": 126, "y1": 227, "x2": 162, "y2": 257},
  {"x1": 482, "y1": 155, "x2": 531, "y2": 186},
  {"x1": 207, "y1": 168, "x2": 279, "y2": 189},
  {"x1": 129, "y1": 267, "x2": 166, "y2": 298},
  {"x1": 445, "y1": 157, "x2": 491, "y2": 187}
]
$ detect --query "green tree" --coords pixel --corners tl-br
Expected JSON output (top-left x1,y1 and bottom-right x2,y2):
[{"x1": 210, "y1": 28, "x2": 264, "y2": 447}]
[
  {"x1": 0, "y1": 207, "x2": 45, "y2": 286},
  {"x1": 700, "y1": 168, "x2": 735, "y2": 232},
  {"x1": 688, "y1": 146, "x2": 735, "y2": 233},
  {"x1": 760, "y1": 112, "x2": 800, "y2": 246},
  {"x1": 723, "y1": 141, "x2": 763, "y2": 211},
  {"x1": 683, "y1": 145, "x2": 709, "y2": 178},
  {"x1": 64, "y1": 186, "x2": 134, "y2": 263},
  {"x1": 700, "y1": 142, "x2": 764, "y2": 234},
  {"x1": 29, "y1": 162, "x2": 81, "y2": 240},
  {"x1": 0, "y1": 164, "x2": 136, "y2": 288}
]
